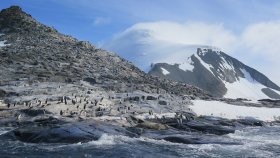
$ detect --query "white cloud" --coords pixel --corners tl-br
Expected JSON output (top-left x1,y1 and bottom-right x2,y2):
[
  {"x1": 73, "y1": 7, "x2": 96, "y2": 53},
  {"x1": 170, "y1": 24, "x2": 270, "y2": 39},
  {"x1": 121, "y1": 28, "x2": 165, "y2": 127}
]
[
  {"x1": 131, "y1": 21, "x2": 238, "y2": 52},
  {"x1": 92, "y1": 17, "x2": 111, "y2": 26},
  {"x1": 242, "y1": 21, "x2": 280, "y2": 61},
  {"x1": 103, "y1": 21, "x2": 280, "y2": 85},
  {"x1": 104, "y1": 21, "x2": 238, "y2": 71},
  {"x1": 240, "y1": 21, "x2": 280, "y2": 85}
]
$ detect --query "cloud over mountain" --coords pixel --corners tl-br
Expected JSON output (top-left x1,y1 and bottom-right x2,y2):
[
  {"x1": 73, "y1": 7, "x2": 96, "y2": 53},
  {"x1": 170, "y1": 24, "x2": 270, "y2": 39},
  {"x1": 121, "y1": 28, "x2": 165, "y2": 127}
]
[{"x1": 103, "y1": 21, "x2": 280, "y2": 85}]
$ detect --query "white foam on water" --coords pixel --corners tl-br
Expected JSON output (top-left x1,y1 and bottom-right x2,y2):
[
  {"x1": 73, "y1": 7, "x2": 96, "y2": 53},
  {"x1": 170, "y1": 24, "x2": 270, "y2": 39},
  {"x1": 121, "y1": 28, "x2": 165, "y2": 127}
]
[
  {"x1": 88, "y1": 134, "x2": 116, "y2": 145},
  {"x1": 0, "y1": 127, "x2": 14, "y2": 135},
  {"x1": 229, "y1": 127, "x2": 280, "y2": 145}
]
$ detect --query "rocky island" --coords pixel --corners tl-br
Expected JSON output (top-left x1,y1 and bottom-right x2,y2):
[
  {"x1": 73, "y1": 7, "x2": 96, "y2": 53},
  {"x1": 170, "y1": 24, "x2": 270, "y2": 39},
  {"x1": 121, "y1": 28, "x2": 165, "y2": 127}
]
[{"x1": 1, "y1": 6, "x2": 280, "y2": 158}]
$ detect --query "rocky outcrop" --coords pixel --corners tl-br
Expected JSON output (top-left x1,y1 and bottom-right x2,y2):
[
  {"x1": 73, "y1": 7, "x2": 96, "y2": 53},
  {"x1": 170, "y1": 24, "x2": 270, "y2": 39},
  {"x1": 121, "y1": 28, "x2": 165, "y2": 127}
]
[
  {"x1": 10, "y1": 121, "x2": 138, "y2": 143},
  {"x1": 0, "y1": 6, "x2": 209, "y2": 98}
]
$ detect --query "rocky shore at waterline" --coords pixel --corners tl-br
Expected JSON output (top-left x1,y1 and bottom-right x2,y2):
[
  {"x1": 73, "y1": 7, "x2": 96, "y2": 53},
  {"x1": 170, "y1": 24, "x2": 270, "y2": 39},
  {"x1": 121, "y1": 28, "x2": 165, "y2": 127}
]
[
  {"x1": 0, "y1": 80, "x2": 278, "y2": 146},
  {"x1": 0, "y1": 107, "x2": 275, "y2": 146}
]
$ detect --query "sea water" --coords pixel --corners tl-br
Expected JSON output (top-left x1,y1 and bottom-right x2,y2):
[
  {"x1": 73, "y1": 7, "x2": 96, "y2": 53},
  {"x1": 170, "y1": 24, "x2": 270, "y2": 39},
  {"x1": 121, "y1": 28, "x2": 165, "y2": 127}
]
[{"x1": 0, "y1": 126, "x2": 280, "y2": 158}]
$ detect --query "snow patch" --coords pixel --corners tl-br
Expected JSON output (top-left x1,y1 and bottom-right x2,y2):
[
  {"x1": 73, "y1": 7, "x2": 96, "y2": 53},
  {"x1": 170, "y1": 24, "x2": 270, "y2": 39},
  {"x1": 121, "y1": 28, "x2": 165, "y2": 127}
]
[
  {"x1": 191, "y1": 100, "x2": 280, "y2": 121},
  {"x1": 270, "y1": 88, "x2": 280, "y2": 96},
  {"x1": 224, "y1": 69, "x2": 270, "y2": 99},
  {"x1": 0, "y1": 34, "x2": 11, "y2": 47},
  {"x1": 160, "y1": 67, "x2": 170, "y2": 75},
  {"x1": 0, "y1": 40, "x2": 10, "y2": 47},
  {"x1": 219, "y1": 56, "x2": 234, "y2": 70},
  {"x1": 178, "y1": 57, "x2": 194, "y2": 72}
]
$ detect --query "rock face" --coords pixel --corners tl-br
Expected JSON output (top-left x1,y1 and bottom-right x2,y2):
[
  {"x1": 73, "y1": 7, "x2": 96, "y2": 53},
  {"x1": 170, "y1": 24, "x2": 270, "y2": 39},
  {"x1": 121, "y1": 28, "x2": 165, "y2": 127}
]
[
  {"x1": 0, "y1": 6, "x2": 208, "y2": 98},
  {"x1": 11, "y1": 121, "x2": 138, "y2": 143},
  {"x1": 149, "y1": 47, "x2": 280, "y2": 99}
]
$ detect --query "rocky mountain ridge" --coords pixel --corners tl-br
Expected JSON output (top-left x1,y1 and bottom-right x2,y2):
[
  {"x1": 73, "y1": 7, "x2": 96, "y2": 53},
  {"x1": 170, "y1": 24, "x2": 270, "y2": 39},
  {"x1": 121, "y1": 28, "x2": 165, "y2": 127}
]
[
  {"x1": 149, "y1": 47, "x2": 280, "y2": 99},
  {"x1": 0, "y1": 6, "x2": 208, "y2": 98}
]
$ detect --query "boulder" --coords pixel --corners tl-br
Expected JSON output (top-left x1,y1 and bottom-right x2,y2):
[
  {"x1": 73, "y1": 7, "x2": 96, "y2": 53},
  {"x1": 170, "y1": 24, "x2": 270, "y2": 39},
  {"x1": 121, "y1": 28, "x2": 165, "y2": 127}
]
[
  {"x1": 147, "y1": 96, "x2": 157, "y2": 100},
  {"x1": 163, "y1": 136, "x2": 201, "y2": 144},
  {"x1": 158, "y1": 100, "x2": 167, "y2": 105},
  {"x1": 83, "y1": 77, "x2": 97, "y2": 85},
  {"x1": 129, "y1": 116, "x2": 168, "y2": 130},
  {"x1": 137, "y1": 121, "x2": 169, "y2": 130},
  {"x1": 185, "y1": 120, "x2": 235, "y2": 135},
  {"x1": 10, "y1": 121, "x2": 138, "y2": 143},
  {"x1": 236, "y1": 117, "x2": 265, "y2": 126}
]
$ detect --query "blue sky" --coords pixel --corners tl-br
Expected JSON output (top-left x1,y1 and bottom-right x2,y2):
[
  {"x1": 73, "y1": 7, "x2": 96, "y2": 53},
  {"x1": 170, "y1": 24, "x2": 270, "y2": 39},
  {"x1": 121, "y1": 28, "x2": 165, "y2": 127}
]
[
  {"x1": 1, "y1": 0, "x2": 280, "y2": 84},
  {"x1": 1, "y1": 0, "x2": 280, "y2": 44}
]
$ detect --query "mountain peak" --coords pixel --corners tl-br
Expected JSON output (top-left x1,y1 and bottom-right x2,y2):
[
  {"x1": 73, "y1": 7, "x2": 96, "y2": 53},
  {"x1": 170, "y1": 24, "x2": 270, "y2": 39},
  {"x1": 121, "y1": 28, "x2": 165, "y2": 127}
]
[
  {"x1": 0, "y1": 5, "x2": 55, "y2": 33},
  {"x1": 197, "y1": 46, "x2": 222, "y2": 56},
  {"x1": 0, "y1": 5, "x2": 31, "y2": 21},
  {"x1": 1, "y1": 5, "x2": 23, "y2": 13},
  {"x1": 149, "y1": 47, "x2": 280, "y2": 99}
]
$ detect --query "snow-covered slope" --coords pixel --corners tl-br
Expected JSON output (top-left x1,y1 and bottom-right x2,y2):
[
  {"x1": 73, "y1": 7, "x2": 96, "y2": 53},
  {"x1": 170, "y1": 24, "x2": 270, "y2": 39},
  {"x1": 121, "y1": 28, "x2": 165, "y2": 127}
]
[
  {"x1": 149, "y1": 48, "x2": 280, "y2": 99},
  {"x1": 192, "y1": 100, "x2": 280, "y2": 121}
]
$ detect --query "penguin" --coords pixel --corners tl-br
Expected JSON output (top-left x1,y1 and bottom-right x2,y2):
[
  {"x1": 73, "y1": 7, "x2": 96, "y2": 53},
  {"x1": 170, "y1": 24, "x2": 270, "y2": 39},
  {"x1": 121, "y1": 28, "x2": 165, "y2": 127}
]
[
  {"x1": 38, "y1": 100, "x2": 42, "y2": 106},
  {"x1": 7, "y1": 103, "x2": 10, "y2": 108},
  {"x1": 16, "y1": 114, "x2": 22, "y2": 122},
  {"x1": 45, "y1": 99, "x2": 48, "y2": 104},
  {"x1": 64, "y1": 97, "x2": 67, "y2": 105},
  {"x1": 175, "y1": 113, "x2": 179, "y2": 126},
  {"x1": 179, "y1": 114, "x2": 183, "y2": 126},
  {"x1": 72, "y1": 99, "x2": 76, "y2": 105},
  {"x1": 13, "y1": 103, "x2": 16, "y2": 107},
  {"x1": 60, "y1": 110, "x2": 63, "y2": 116}
]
